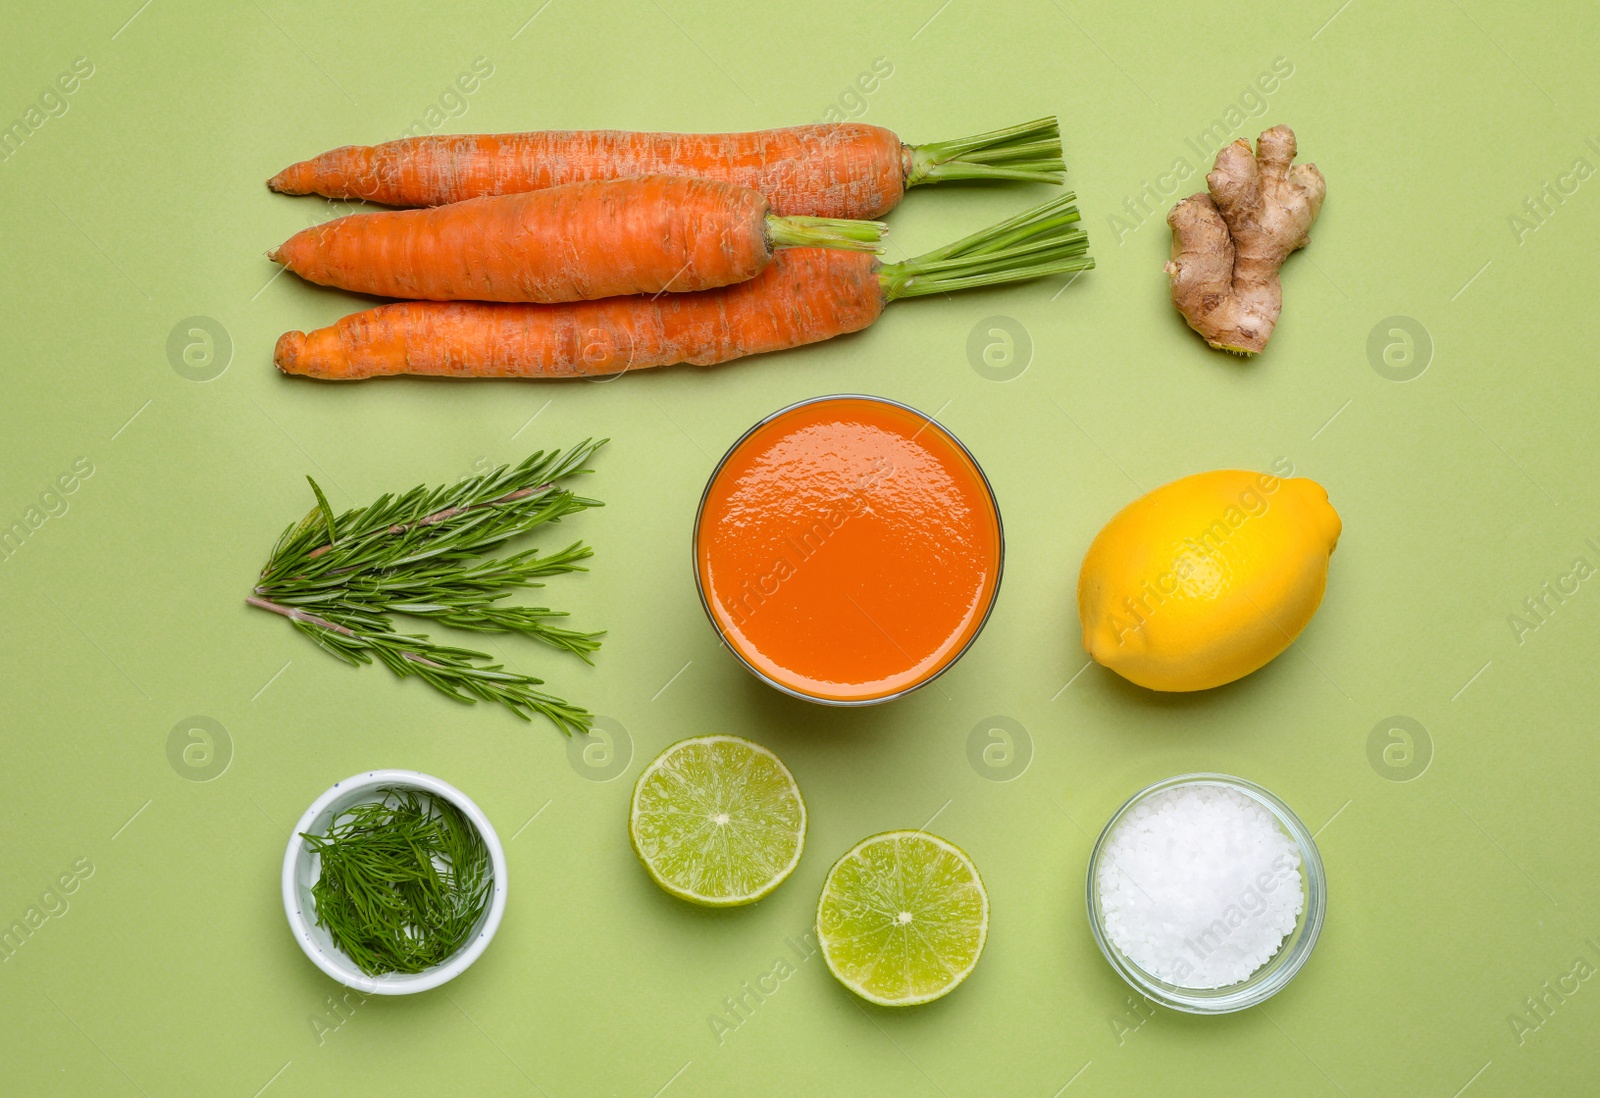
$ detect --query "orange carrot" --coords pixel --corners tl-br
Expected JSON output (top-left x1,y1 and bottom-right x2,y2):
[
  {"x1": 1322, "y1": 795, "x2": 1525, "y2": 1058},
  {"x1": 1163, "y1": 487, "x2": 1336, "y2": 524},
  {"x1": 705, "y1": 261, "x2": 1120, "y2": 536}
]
[
  {"x1": 274, "y1": 195, "x2": 1092, "y2": 381},
  {"x1": 267, "y1": 118, "x2": 1066, "y2": 219},
  {"x1": 269, "y1": 176, "x2": 884, "y2": 304},
  {"x1": 276, "y1": 250, "x2": 879, "y2": 380}
]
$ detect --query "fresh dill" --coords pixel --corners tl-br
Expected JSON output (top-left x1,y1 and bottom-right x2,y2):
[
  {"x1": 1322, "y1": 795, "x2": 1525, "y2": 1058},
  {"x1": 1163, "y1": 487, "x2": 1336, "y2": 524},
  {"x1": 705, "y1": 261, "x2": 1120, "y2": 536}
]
[{"x1": 302, "y1": 788, "x2": 492, "y2": 976}]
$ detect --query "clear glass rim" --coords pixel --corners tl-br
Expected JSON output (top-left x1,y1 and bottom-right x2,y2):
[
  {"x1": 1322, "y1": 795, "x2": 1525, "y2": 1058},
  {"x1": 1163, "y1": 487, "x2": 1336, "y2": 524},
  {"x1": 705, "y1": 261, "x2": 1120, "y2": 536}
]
[
  {"x1": 690, "y1": 393, "x2": 1005, "y2": 707},
  {"x1": 1084, "y1": 773, "x2": 1327, "y2": 1014}
]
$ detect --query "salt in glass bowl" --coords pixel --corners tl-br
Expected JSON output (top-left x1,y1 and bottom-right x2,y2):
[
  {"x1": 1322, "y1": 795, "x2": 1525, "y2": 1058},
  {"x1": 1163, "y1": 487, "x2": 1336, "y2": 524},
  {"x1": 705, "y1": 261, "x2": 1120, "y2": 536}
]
[{"x1": 1084, "y1": 773, "x2": 1326, "y2": 1014}]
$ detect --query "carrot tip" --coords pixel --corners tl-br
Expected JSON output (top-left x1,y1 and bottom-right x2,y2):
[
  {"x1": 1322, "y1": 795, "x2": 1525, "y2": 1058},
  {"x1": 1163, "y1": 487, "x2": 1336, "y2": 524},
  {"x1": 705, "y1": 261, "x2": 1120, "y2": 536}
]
[
  {"x1": 274, "y1": 331, "x2": 307, "y2": 375},
  {"x1": 267, "y1": 163, "x2": 310, "y2": 195}
]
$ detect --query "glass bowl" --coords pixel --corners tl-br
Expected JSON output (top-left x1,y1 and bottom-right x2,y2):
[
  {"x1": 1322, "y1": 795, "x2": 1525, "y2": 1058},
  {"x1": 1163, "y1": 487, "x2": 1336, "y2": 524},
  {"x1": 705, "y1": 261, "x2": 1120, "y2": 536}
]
[{"x1": 1084, "y1": 773, "x2": 1326, "y2": 1014}]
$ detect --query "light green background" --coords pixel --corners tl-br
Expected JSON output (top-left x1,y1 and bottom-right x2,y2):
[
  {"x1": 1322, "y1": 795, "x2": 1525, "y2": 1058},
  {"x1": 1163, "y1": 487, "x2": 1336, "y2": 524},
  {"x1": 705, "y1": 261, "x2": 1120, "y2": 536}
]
[{"x1": 3, "y1": 1, "x2": 1597, "y2": 1094}]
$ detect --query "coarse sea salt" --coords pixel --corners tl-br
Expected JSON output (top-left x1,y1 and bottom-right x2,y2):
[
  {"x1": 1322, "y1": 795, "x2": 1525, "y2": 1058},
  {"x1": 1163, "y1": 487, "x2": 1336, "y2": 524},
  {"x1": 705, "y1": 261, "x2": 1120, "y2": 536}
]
[{"x1": 1097, "y1": 783, "x2": 1303, "y2": 989}]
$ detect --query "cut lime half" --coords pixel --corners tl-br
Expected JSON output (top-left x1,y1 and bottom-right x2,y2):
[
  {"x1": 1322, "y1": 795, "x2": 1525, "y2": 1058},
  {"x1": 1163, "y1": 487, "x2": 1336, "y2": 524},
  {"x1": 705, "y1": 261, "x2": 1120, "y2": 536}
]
[
  {"x1": 817, "y1": 830, "x2": 989, "y2": 1006},
  {"x1": 629, "y1": 735, "x2": 806, "y2": 907}
]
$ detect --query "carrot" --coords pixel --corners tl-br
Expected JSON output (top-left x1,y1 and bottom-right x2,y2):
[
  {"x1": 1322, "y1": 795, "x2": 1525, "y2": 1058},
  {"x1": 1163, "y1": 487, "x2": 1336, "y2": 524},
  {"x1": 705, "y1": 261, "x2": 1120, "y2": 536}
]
[
  {"x1": 268, "y1": 176, "x2": 885, "y2": 304},
  {"x1": 267, "y1": 118, "x2": 1066, "y2": 219},
  {"x1": 274, "y1": 194, "x2": 1092, "y2": 381}
]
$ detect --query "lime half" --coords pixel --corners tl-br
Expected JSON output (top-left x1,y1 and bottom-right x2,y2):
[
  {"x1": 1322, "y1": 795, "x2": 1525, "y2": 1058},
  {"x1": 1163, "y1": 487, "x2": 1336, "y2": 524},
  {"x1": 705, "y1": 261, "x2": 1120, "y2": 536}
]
[
  {"x1": 817, "y1": 830, "x2": 989, "y2": 1006},
  {"x1": 629, "y1": 735, "x2": 806, "y2": 907}
]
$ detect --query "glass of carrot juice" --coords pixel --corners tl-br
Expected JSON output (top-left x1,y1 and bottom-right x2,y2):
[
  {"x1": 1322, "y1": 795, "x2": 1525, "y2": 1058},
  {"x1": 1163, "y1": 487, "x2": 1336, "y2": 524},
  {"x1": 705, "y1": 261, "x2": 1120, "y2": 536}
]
[{"x1": 694, "y1": 395, "x2": 1004, "y2": 704}]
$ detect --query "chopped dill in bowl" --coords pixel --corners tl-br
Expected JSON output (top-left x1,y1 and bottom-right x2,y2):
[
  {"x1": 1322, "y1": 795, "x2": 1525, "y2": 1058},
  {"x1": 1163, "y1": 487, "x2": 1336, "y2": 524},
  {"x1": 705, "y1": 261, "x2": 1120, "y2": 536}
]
[{"x1": 300, "y1": 788, "x2": 493, "y2": 977}]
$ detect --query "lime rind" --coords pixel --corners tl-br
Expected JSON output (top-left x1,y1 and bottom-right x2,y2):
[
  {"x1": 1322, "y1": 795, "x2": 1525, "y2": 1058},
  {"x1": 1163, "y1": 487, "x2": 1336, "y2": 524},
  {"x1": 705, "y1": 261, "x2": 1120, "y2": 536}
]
[
  {"x1": 816, "y1": 830, "x2": 989, "y2": 1006},
  {"x1": 629, "y1": 735, "x2": 806, "y2": 907}
]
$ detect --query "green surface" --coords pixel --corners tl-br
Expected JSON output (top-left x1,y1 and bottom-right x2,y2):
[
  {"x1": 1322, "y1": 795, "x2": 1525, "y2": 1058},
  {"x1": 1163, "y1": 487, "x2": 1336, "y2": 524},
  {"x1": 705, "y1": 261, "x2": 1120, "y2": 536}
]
[{"x1": 2, "y1": 1, "x2": 1597, "y2": 1094}]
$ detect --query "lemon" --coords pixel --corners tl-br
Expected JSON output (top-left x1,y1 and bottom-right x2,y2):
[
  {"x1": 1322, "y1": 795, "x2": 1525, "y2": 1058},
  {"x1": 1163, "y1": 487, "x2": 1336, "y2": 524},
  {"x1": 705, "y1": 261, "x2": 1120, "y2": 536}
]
[
  {"x1": 1078, "y1": 469, "x2": 1341, "y2": 692},
  {"x1": 629, "y1": 735, "x2": 806, "y2": 906},
  {"x1": 816, "y1": 830, "x2": 989, "y2": 1006}
]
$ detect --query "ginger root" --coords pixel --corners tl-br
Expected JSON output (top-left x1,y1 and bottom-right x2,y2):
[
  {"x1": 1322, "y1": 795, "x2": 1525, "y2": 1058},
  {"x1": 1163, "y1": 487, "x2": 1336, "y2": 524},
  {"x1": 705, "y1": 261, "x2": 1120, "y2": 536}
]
[{"x1": 1164, "y1": 125, "x2": 1325, "y2": 355}]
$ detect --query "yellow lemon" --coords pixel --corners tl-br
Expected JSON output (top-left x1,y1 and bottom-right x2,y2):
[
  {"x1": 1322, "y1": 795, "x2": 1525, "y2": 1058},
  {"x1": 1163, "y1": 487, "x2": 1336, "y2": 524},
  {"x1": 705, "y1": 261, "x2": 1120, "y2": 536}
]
[{"x1": 1078, "y1": 469, "x2": 1341, "y2": 692}]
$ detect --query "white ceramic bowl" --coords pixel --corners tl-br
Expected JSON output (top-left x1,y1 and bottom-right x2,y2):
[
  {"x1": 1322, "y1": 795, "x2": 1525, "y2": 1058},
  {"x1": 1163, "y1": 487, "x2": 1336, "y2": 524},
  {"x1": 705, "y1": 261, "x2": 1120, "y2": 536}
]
[{"x1": 281, "y1": 769, "x2": 508, "y2": 995}]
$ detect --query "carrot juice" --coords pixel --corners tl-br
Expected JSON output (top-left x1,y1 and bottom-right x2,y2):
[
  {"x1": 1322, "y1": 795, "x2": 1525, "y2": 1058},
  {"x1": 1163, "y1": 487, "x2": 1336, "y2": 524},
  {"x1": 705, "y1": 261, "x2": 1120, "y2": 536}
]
[{"x1": 694, "y1": 396, "x2": 1003, "y2": 703}]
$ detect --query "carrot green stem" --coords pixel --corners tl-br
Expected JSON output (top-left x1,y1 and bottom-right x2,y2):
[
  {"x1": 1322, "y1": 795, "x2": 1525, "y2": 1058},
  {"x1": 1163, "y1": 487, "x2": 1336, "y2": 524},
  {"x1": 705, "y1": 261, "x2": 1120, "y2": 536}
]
[
  {"x1": 767, "y1": 214, "x2": 887, "y2": 253},
  {"x1": 878, "y1": 192, "x2": 1094, "y2": 300},
  {"x1": 906, "y1": 117, "x2": 1067, "y2": 186}
]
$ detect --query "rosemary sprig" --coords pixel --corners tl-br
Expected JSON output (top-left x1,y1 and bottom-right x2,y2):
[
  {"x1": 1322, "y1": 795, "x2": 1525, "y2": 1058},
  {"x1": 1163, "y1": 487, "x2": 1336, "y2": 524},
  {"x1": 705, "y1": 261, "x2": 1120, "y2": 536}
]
[
  {"x1": 302, "y1": 789, "x2": 492, "y2": 976},
  {"x1": 249, "y1": 441, "x2": 606, "y2": 733}
]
